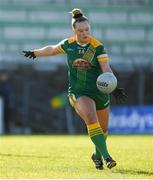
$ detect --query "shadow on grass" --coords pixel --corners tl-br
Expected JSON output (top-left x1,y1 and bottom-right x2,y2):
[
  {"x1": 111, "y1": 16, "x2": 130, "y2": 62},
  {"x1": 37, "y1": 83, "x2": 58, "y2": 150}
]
[
  {"x1": 114, "y1": 169, "x2": 153, "y2": 176},
  {"x1": 0, "y1": 153, "x2": 49, "y2": 158}
]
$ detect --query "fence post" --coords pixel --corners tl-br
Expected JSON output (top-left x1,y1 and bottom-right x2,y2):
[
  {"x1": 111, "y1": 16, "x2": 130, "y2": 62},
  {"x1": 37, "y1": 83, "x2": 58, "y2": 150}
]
[
  {"x1": 138, "y1": 69, "x2": 145, "y2": 105},
  {"x1": 0, "y1": 97, "x2": 4, "y2": 134}
]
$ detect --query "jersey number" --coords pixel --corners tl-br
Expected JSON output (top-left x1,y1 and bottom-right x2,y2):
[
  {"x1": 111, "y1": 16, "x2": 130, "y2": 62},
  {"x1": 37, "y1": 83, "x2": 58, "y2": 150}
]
[{"x1": 78, "y1": 49, "x2": 85, "y2": 54}]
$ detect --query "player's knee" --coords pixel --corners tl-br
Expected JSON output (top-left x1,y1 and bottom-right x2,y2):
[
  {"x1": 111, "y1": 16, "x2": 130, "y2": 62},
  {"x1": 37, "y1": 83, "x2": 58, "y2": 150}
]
[{"x1": 85, "y1": 113, "x2": 98, "y2": 124}]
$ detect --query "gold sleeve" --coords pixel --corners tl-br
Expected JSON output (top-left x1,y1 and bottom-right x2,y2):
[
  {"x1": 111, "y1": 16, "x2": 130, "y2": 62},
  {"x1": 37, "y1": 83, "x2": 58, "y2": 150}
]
[
  {"x1": 54, "y1": 45, "x2": 66, "y2": 54},
  {"x1": 97, "y1": 54, "x2": 109, "y2": 62}
]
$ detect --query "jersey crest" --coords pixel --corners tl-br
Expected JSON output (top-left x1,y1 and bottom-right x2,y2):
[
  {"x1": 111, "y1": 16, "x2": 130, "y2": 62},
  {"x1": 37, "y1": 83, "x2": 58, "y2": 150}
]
[
  {"x1": 72, "y1": 45, "x2": 96, "y2": 70},
  {"x1": 72, "y1": 58, "x2": 92, "y2": 70}
]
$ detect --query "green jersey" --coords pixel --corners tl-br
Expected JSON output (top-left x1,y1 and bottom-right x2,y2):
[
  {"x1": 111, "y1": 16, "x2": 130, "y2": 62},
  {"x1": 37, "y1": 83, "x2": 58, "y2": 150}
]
[{"x1": 57, "y1": 36, "x2": 110, "y2": 109}]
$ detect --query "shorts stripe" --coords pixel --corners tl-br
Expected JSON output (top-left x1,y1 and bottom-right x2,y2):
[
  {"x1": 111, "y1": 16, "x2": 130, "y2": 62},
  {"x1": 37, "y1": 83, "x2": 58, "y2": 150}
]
[{"x1": 68, "y1": 94, "x2": 76, "y2": 107}]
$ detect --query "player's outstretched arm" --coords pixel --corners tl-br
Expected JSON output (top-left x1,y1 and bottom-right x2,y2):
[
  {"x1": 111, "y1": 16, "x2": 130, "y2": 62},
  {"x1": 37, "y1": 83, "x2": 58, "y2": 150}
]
[{"x1": 22, "y1": 44, "x2": 63, "y2": 59}]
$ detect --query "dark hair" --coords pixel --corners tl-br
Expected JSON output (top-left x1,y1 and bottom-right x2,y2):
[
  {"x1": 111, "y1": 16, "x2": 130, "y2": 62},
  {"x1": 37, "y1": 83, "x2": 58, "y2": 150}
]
[{"x1": 70, "y1": 8, "x2": 88, "y2": 28}]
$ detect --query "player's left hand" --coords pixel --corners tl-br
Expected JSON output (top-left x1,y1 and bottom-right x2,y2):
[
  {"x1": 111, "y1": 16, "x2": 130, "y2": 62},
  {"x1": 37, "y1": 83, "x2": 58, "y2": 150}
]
[{"x1": 112, "y1": 87, "x2": 128, "y2": 104}]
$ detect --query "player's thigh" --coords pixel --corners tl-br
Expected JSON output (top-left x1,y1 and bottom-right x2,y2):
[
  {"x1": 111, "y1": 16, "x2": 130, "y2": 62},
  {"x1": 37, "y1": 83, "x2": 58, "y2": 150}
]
[
  {"x1": 96, "y1": 106, "x2": 110, "y2": 132},
  {"x1": 74, "y1": 96, "x2": 98, "y2": 125}
]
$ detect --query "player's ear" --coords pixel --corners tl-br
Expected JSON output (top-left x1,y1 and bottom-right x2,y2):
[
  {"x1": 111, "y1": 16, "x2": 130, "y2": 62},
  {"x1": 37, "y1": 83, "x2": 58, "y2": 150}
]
[{"x1": 72, "y1": 27, "x2": 76, "y2": 35}]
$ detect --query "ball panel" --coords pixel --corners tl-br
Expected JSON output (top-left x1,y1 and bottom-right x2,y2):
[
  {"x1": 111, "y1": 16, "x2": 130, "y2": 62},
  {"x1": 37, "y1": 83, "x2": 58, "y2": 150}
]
[{"x1": 96, "y1": 72, "x2": 117, "y2": 94}]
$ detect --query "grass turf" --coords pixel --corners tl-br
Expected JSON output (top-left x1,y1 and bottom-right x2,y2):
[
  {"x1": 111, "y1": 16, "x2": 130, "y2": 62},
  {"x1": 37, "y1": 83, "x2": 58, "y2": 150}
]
[{"x1": 0, "y1": 135, "x2": 153, "y2": 179}]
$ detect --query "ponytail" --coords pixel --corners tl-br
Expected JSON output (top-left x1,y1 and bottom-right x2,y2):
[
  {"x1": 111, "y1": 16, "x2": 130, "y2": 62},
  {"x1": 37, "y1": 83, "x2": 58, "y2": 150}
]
[{"x1": 70, "y1": 8, "x2": 88, "y2": 28}]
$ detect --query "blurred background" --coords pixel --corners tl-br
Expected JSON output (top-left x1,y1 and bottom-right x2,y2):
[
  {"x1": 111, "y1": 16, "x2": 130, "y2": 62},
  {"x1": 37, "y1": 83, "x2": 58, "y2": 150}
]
[{"x1": 0, "y1": 0, "x2": 153, "y2": 135}]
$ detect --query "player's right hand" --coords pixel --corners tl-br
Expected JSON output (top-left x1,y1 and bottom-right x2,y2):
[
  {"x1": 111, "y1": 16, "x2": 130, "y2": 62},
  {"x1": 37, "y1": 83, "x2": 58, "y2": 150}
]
[{"x1": 22, "y1": 51, "x2": 36, "y2": 59}]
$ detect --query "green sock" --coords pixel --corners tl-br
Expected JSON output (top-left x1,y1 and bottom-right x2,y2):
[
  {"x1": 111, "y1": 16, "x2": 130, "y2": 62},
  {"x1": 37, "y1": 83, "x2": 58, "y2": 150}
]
[
  {"x1": 95, "y1": 131, "x2": 108, "y2": 159},
  {"x1": 87, "y1": 122, "x2": 110, "y2": 159}
]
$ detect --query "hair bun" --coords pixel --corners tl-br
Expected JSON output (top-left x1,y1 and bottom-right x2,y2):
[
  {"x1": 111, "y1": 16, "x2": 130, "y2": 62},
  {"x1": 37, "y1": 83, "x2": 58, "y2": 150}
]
[{"x1": 71, "y1": 8, "x2": 83, "y2": 19}]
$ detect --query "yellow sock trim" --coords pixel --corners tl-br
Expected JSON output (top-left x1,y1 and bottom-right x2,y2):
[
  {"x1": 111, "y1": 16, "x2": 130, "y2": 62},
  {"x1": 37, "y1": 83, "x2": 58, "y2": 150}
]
[
  {"x1": 90, "y1": 132, "x2": 103, "y2": 138},
  {"x1": 87, "y1": 122, "x2": 100, "y2": 131},
  {"x1": 87, "y1": 122, "x2": 104, "y2": 138},
  {"x1": 89, "y1": 129, "x2": 102, "y2": 137},
  {"x1": 89, "y1": 127, "x2": 101, "y2": 133}
]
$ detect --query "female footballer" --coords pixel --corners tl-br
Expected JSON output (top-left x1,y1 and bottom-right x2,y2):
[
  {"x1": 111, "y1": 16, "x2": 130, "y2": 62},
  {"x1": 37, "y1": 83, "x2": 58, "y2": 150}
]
[{"x1": 23, "y1": 8, "x2": 127, "y2": 170}]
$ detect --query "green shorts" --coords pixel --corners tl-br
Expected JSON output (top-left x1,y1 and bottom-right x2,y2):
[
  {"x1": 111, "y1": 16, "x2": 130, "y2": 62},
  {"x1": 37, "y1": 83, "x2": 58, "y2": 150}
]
[{"x1": 68, "y1": 92, "x2": 110, "y2": 110}]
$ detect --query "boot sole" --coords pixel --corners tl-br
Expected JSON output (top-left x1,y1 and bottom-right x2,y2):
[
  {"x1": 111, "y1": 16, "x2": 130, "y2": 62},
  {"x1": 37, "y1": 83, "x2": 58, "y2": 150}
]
[{"x1": 107, "y1": 161, "x2": 117, "y2": 169}]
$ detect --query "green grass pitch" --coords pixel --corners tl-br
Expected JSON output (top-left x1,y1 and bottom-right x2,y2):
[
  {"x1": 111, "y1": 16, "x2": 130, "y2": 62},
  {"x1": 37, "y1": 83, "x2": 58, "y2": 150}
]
[{"x1": 0, "y1": 135, "x2": 153, "y2": 179}]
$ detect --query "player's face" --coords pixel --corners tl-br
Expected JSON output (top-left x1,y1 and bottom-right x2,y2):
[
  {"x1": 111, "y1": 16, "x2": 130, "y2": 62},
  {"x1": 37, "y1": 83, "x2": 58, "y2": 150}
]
[{"x1": 73, "y1": 21, "x2": 91, "y2": 44}]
